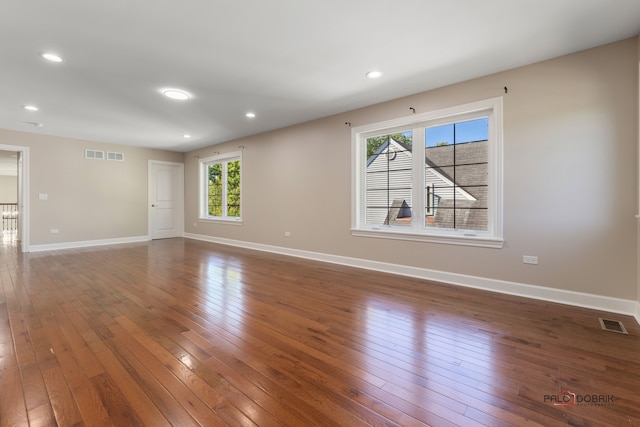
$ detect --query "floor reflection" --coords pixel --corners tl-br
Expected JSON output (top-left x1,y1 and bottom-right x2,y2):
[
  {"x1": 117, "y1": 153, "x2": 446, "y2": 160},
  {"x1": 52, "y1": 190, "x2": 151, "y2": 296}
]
[
  {"x1": 362, "y1": 296, "x2": 500, "y2": 408},
  {"x1": 198, "y1": 256, "x2": 245, "y2": 330},
  {"x1": 1, "y1": 230, "x2": 17, "y2": 247}
]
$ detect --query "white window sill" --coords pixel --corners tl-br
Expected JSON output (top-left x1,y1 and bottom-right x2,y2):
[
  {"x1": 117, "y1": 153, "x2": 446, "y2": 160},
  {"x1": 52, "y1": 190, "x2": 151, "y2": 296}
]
[
  {"x1": 198, "y1": 217, "x2": 243, "y2": 226},
  {"x1": 351, "y1": 228, "x2": 504, "y2": 248}
]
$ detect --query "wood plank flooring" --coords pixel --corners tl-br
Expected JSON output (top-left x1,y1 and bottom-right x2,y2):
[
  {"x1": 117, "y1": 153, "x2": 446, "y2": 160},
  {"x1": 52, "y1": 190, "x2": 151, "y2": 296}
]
[{"x1": 1, "y1": 237, "x2": 639, "y2": 426}]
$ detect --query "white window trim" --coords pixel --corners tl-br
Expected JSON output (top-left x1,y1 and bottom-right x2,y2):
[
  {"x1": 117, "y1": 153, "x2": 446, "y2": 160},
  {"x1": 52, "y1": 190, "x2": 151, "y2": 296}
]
[
  {"x1": 198, "y1": 150, "x2": 243, "y2": 224},
  {"x1": 351, "y1": 97, "x2": 504, "y2": 248}
]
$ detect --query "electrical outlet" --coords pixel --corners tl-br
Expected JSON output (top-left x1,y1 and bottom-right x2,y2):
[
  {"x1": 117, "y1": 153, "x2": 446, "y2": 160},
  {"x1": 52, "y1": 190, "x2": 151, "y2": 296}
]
[
  {"x1": 50, "y1": 228, "x2": 59, "y2": 234},
  {"x1": 523, "y1": 255, "x2": 538, "y2": 265},
  {"x1": 284, "y1": 231, "x2": 291, "y2": 237}
]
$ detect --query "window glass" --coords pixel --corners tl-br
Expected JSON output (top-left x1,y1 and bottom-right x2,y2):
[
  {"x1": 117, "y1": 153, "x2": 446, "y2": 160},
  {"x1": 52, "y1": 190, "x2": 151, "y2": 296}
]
[
  {"x1": 425, "y1": 118, "x2": 488, "y2": 230},
  {"x1": 365, "y1": 132, "x2": 413, "y2": 226},
  {"x1": 227, "y1": 160, "x2": 241, "y2": 217},
  {"x1": 208, "y1": 163, "x2": 223, "y2": 216}
]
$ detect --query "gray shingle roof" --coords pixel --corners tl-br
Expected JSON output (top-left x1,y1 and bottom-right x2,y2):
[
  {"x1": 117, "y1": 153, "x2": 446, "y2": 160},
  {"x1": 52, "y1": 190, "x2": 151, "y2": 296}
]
[{"x1": 425, "y1": 141, "x2": 488, "y2": 230}]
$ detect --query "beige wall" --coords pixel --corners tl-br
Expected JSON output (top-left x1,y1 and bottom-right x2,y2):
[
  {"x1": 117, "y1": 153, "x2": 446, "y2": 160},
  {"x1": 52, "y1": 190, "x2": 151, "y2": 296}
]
[
  {"x1": 0, "y1": 129, "x2": 183, "y2": 245},
  {"x1": 186, "y1": 38, "x2": 639, "y2": 301},
  {"x1": 0, "y1": 176, "x2": 17, "y2": 203}
]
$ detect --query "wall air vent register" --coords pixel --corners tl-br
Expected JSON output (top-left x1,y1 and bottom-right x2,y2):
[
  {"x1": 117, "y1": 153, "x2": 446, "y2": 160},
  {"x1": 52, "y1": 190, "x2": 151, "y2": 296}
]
[
  {"x1": 85, "y1": 149, "x2": 104, "y2": 160},
  {"x1": 107, "y1": 151, "x2": 124, "y2": 161},
  {"x1": 84, "y1": 150, "x2": 125, "y2": 161}
]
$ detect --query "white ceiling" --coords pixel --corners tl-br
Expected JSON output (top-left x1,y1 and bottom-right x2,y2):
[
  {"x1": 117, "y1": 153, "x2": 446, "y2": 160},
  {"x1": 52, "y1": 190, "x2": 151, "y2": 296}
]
[{"x1": 1, "y1": 0, "x2": 639, "y2": 153}]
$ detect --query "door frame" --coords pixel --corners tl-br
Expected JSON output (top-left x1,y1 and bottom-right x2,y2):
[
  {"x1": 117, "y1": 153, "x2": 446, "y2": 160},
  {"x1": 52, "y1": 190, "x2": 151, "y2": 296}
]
[
  {"x1": 0, "y1": 144, "x2": 29, "y2": 252},
  {"x1": 148, "y1": 160, "x2": 184, "y2": 239}
]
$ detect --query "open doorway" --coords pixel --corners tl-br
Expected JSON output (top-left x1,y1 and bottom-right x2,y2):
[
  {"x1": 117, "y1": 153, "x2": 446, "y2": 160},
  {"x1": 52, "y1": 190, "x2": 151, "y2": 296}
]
[
  {"x1": 0, "y1": 150, "x2": 18, "y2": 247},
  {"x1": 0, "y1": 145, "x2": 29, "y2": 252}
]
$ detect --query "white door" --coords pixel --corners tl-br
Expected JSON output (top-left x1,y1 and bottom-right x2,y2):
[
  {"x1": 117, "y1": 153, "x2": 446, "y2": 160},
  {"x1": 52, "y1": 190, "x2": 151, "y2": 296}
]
[{"x1": 149, "y1": 161, "x2": 184, "y2": 239}]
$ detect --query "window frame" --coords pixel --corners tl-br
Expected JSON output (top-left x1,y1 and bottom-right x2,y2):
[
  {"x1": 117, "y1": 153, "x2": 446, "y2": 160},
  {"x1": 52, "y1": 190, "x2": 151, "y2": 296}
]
[
  {"x1": 198, "y1": 150, "x2": 243, "y2": 224},
  {"x1": 351, "y1": 97, "x2": 503, "y2": 248}
]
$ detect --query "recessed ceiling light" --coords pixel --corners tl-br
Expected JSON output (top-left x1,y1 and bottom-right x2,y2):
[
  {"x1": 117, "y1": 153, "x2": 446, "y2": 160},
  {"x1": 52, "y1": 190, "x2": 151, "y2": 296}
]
[
  {"x1": 23, "y1": 105, "x2": 39, "y2": 111},
  {"x1": 182, "y1": 134, "x2": 192, "y2": 139},
  {"x1": 366, "y1": 70, "x2": 383, "y2": 79},
  {"x1": 41, "y1": 52, "x2": 63, "y2": 63},
  {"x1": 246, "y1": 112, "x2": 256, "y2": 118},
  {"x1": 162, "y1": 89, "x2": 190, "y2": 101}
]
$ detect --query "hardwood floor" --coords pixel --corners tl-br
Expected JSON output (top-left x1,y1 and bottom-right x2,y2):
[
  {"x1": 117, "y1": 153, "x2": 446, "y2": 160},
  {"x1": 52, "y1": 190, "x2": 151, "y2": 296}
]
[{"x1": 1, "y1": 238, "x2": 639, "y2": 426}]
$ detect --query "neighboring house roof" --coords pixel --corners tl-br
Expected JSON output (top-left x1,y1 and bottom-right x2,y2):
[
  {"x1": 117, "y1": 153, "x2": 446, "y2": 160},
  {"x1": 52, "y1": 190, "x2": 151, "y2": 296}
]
[
  {"x1": 365, "y1": 137, "x2": 488, "y2": 230},
  {"x1": 424, "y1": 140, "x2": 488, "y2": 201}
]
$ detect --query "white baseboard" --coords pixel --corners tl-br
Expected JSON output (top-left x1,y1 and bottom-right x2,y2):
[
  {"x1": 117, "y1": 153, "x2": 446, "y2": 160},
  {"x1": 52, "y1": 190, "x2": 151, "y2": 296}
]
[
  {"x1": 28, "y1": 235, "x2": 150, "y2": 253},
  {"x1": 185, "y1": 233, "x2": 639, "y2": 321}
]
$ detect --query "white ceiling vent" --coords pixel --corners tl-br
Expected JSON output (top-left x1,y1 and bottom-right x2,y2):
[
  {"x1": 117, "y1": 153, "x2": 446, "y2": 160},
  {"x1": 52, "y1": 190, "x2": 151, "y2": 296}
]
[
  {"x1": 85, "y1": 149, "x2": 104, "y2": 160},
  {"x1": 107, "y1": 151, "x2": 124, "y2": 161}
]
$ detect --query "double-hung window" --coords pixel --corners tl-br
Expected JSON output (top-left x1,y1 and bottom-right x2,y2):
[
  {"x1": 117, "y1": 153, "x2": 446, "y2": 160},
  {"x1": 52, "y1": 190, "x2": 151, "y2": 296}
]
[
  {"x1": 351, "y1": 97, "x2": 503, "y2": 247},
  {"x1": 199, "y1": 151, "x2": 242, "y2": 223}
]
